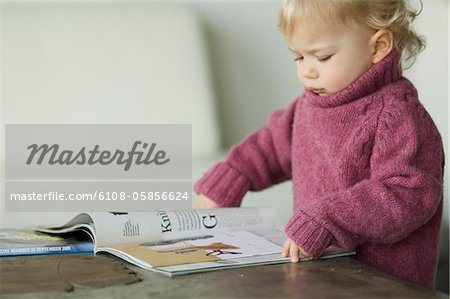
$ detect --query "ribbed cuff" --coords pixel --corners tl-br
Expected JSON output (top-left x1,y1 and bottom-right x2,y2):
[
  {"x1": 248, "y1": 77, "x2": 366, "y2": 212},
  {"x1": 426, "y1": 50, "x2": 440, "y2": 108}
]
[
  {"x1": 285, "y1": 211, "x2": 333, "y2": 258},
  {"x1": 194, "y1": 162, "x2": 251, "y2": 207}
]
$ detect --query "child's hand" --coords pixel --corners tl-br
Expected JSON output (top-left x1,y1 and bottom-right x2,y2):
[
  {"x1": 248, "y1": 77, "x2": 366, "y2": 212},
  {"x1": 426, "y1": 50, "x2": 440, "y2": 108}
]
[
  {"x1": 196, "y1": 194, "x2": 220, "y2": 209},
  {"x1": 282, "y1": 238, "x2": 311, "y2": 263}
]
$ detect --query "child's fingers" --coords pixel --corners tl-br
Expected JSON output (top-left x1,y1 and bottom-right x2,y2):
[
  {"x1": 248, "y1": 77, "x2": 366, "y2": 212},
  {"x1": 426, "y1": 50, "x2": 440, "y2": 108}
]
[
  {"x1": 290, "y1": 242, "x2": 300, "y2": 263},
  {"x1": 282, "y1": 239, "x2": 291, "y2": 257},
  {"x1": 196, "y1": 194, "x2": 220, "y2": 209},
  {"x1": 281, "y1": 239, "x2": 308, "y2": 263}
]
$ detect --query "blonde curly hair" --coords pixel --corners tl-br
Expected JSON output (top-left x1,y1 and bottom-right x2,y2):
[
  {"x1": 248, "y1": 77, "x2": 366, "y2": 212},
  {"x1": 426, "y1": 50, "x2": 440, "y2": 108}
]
[{"x1": 278, "y1": 0, "x2": 426, "y2": 68}]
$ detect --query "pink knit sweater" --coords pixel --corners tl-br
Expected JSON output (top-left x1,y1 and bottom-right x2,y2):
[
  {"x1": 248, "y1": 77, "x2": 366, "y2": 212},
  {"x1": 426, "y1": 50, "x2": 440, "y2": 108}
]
[{"x1": 194, "y1": 51, "x2": 444, "y2": 288}]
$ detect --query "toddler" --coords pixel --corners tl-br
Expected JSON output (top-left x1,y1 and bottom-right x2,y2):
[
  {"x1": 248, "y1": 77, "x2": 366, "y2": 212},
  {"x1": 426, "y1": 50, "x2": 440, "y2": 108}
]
[{"x1": 195, "y1": 0, "x2": 444, "y2": 288}]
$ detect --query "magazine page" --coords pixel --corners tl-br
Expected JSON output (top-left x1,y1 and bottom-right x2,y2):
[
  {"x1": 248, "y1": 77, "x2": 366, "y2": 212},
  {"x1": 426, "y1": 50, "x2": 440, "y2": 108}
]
[
  {"x1": 153, "y1": 247, "x2": 356, "y2": 276},
  {"x1": 36, "y1": 213, "x2": 97, "y2": 243},
  {"x1": 242, "y1": 226, "x2": 287, "y2": 247},
  {"x1": 90, "y1": 207, "x2": 276, "y2": 247},
  {"x1": 152, "y1": 253, "x2": 291, "y2": 276},
  {"x1": 148, "y1": 227, "x2": 290, "y2": 275},
  {"x1": 103, "y1": 230, "x2": 283, "y2": 269},
  {"x1": 36, "y1": 207, "x2": 276, "y2": 249}
]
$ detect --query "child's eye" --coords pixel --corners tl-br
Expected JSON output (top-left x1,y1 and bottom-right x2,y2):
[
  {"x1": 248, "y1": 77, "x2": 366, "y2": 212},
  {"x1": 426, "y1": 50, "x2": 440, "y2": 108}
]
[
  {"x1": 317, "y1": 55, "x2": 332, "y2": 62},
  {"x1": 294, "y1": 56, "x2": 304, "y2": 62}
]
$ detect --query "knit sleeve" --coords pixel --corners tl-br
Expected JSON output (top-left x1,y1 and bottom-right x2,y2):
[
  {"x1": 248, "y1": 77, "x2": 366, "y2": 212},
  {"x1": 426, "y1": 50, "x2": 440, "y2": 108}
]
[
  {"x1": 194, "y1": 99, "x2": 297, "y2": 207},
  {"x1": 285, "y1": 98, "x2": 444, "y2": 257}
]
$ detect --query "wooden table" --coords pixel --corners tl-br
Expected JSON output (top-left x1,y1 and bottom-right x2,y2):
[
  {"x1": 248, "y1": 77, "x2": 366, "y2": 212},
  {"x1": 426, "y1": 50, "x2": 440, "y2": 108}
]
[{"x1": 0, "y1": 254, "x2": 447, "y2": 298}]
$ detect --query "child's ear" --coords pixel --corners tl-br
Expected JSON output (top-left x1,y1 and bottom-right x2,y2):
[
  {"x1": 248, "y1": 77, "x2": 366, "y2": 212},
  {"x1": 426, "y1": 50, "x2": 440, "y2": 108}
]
[{"x1": 370, "y1": 29, "x2": 394, "y2": 64}]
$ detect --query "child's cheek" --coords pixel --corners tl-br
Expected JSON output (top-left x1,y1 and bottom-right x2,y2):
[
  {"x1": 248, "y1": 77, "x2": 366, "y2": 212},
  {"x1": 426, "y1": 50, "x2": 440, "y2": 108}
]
[
  {"x1": 296, "y1": 67, "x2": 304, "y2": 86},
  {"x1": 324, "y1": 67, "x2": 349, "y2": 93}
]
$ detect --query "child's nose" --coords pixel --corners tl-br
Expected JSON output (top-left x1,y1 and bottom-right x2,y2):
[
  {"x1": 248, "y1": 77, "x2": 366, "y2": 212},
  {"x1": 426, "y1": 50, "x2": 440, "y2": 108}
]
[{"x1": 301, "y1": 66, "x2": 318, "y2": 79}]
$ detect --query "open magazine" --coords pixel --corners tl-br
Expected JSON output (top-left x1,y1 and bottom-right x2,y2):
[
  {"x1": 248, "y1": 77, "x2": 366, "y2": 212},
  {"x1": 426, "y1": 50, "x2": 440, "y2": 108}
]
[{"x1": 36, "y1": 207, "x2": 354, "y2": 276}]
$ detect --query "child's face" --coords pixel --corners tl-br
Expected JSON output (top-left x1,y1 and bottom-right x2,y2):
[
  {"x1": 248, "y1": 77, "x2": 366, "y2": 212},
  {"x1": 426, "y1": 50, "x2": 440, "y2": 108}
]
[{"x1": 288, "y1": 19, "x2": 374, "y2": 96}]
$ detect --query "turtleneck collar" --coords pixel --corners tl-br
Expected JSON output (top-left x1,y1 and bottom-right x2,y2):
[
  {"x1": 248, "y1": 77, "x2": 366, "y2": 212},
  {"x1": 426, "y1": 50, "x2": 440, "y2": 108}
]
[{"x1": 304, "y1": 50, "x2": 403, "y2": 108}]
